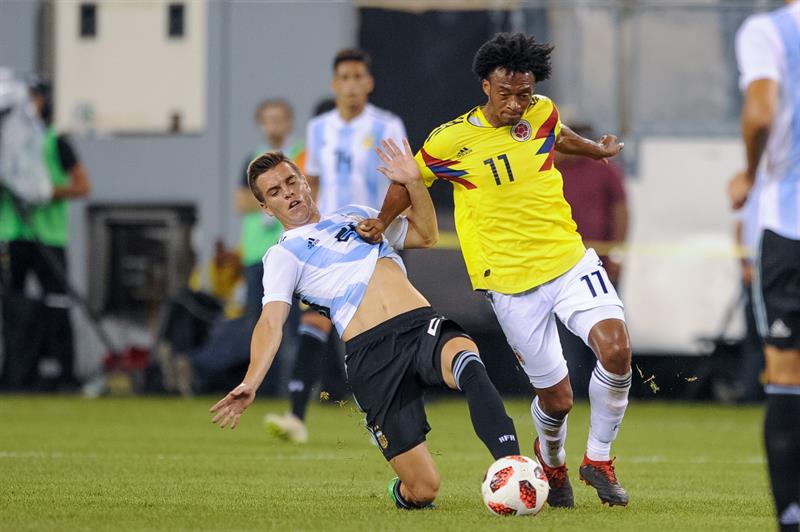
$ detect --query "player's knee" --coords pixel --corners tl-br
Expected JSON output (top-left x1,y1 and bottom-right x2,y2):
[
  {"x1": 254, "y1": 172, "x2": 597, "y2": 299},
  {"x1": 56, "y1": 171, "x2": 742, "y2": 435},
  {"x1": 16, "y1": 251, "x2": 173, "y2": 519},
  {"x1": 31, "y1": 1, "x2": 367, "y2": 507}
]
[{"x1": 598, "y1": 338, "x2": 632, "y2": 374}]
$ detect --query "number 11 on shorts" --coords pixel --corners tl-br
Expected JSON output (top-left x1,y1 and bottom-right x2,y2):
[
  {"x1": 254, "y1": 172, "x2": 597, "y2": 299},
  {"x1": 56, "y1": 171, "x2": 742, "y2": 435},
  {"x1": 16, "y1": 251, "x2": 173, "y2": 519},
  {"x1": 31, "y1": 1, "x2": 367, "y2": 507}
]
[{"x1": 580, "y1": 270, "x2": 608, "y2": 298}]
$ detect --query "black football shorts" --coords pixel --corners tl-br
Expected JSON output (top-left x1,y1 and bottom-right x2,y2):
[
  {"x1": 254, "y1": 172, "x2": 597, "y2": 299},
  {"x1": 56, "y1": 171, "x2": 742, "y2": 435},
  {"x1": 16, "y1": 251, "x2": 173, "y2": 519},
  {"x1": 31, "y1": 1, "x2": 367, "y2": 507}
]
[
  {"x1": 344, "y1": 307, "x2": 469, "y2": 461},
  {"x1": 755, "y1": 229, "x2": 800, "y2": 349}
]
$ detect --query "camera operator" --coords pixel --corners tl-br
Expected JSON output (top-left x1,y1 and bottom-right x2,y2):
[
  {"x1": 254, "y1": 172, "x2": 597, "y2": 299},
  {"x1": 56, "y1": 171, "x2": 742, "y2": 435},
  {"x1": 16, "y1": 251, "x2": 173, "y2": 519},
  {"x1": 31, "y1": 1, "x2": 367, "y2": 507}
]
[{"x1": 0, "y1": 80, "x2": 91, "y2": 390}]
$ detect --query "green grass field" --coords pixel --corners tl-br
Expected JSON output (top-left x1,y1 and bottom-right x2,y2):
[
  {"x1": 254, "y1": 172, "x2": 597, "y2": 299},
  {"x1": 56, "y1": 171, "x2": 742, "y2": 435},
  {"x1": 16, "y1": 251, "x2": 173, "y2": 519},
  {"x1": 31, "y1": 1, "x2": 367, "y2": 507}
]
[{"x1": 0, "y1": 396, "x2": 773, "y2": 531}]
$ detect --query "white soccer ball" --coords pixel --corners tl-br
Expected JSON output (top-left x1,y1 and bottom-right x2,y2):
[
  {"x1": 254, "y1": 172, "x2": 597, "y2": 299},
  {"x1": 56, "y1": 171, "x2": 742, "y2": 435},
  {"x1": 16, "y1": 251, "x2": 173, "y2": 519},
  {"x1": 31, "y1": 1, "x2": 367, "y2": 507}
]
[{"x1": 481, "y1": 455, "x2": 549, "y2": 516}]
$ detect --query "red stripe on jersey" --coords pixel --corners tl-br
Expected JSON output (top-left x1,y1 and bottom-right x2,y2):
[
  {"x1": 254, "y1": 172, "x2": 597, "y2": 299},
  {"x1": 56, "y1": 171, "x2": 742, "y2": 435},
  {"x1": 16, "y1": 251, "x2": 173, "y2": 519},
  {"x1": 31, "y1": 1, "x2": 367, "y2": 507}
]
[
  {"x1": 534, "y1": 106, "x2": 559, "y2": 139},
  {"x1": 539, "y1": 150, "x2": 555, "y2": 172},
  {"x1": 420, "y1": 147, "x2": 458, "y2": 168},
  {"x1": 421, "y1": 147, "x2": 477, "y2": 190}
]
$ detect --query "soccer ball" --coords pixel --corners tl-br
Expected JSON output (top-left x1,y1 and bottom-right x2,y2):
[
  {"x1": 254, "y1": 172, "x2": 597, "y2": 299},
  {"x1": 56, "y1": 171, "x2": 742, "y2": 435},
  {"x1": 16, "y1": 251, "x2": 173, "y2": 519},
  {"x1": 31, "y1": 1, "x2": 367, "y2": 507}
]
[{"x1": 481, "y1": 455, "x2": 549, "y2": 516}]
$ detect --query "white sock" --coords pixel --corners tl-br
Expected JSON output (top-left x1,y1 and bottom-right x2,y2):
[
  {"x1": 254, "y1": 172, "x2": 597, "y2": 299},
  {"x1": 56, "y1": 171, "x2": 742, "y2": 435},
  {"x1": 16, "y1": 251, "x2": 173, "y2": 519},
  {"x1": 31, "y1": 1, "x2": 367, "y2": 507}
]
[
  {"x1": 587, "y1": 362, "x2": 631, "y2": 461},
  {"x1": 531, "y1": 396, "x2": 567, "y2": 468}
]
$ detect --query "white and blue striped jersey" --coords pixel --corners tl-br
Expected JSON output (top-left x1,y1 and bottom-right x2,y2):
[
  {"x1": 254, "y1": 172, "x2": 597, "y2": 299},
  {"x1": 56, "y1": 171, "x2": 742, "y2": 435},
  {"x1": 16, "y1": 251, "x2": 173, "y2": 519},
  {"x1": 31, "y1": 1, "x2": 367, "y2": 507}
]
[
  {"x1": 305, "y1": 104, "x2": 407, "y2": 215},
  {"x1": 260, "y1": 205, "x2": 409, "y2": 335},
  {"x1": 736, "y1": 2, "x2": 800, "y2": 240}
]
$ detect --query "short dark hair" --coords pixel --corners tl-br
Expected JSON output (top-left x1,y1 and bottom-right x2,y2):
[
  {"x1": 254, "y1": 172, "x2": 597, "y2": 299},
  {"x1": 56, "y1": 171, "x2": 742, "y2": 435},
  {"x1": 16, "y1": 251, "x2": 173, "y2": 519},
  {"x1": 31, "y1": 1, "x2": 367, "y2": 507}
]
[
  {"x1": 333, "y1": 48, "x2": 371, "y2": 73},
  {"x1": 247, "y1": 151, "x2": 302, "y2": 203},
  {"x1": 254, "y1": 98, "x2": 293, "y2": 122},
  {"x1": 472, "y1": 33, "x2": 554, "y2": 82}
]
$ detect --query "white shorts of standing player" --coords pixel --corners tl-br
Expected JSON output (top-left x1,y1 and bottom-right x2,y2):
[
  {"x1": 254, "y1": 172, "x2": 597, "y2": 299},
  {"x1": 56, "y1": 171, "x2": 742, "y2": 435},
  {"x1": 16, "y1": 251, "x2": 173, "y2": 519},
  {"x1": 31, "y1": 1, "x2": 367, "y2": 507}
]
[{"x1": 488, "y1": 248, "x2": 625, "y2": 390}]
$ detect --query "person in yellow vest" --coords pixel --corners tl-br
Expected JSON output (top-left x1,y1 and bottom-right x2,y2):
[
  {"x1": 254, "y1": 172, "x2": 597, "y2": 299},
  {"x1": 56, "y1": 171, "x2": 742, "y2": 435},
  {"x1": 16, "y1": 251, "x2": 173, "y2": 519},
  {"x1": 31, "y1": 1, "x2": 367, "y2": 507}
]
[{"x1": 0, "y1": 80, "x2": 91, "y2": 390}]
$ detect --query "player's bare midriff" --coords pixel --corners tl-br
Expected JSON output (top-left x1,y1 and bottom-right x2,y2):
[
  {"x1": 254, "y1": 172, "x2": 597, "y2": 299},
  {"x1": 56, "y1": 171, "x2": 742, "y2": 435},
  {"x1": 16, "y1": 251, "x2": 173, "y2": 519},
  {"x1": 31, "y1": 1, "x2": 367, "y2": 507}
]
[{"x1": 341, "y1": 257, "x2": 430, "y2": 341}]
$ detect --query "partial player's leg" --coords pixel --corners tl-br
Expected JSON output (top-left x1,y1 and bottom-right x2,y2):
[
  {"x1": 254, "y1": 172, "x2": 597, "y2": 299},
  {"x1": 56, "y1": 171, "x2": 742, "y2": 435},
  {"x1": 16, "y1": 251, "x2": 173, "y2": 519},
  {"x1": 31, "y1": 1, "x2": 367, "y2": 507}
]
[
  {"x1": 579, "y1": 316, "x2": 631, "y2": 507},
  {"x1": 553, "y1": 249, "x2": 631, "y2": 506},
  {"x1": 756, "y1": 230, "x2": 800, "y2": 531},
  {"x1": 265, "y1": 310, "x2": 332, "y2": 443},
  {"x1": 486, "y1": 290, "x2": 575, "y2": 508},
  {"x1": 763, "y1": 346, "x2": 800, "y2": 532},
  {"x1": 437, "y1": 333, "x2": 521, "y2": 459},
  {"x1": 388, "y1": 442, "x2": 440, "y2": 509}
]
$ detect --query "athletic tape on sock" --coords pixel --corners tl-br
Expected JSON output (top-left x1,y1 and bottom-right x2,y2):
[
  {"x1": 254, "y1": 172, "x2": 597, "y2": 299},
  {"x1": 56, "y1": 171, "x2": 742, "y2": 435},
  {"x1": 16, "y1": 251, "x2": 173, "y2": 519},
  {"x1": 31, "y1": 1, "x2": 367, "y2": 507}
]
[{"x1": 451, "y1": 351, "x2": 483, "y2": 391}]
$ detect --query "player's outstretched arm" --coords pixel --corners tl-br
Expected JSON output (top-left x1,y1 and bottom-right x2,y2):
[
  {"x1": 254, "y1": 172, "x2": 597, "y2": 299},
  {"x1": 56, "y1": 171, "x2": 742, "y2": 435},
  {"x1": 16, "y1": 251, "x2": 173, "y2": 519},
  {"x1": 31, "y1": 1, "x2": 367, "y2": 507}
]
[
  {"x1": 210, "y1": 301, "x2": 290, "y2": 429},
  {"x1": 374, "y1": 138, "x2": 438, "y2": 249},
  {"x1": 555, "y1": 125, "x2": 624, "y2": 164}
]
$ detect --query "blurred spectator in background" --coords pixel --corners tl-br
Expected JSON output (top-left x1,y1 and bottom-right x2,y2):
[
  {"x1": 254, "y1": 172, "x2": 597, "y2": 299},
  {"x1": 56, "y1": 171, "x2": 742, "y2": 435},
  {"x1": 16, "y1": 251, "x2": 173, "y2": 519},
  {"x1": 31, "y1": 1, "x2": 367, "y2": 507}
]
[
  {"x1": 553, "y1": 123, "x2": 628, "y2": 399},
  {"x1": 154, "y1": 238, "x2": 239, "y2": 396},
  {"x1": 733, "y1": 184, "x2": 764, "y2": 403},
  {"x1": 236, "y1": 99, "x2": 304, "y2": 320},
  {"x1": 230, "y1": 99, "x2": 305, "y2": 396},
  {"x1": 0, "y1": 80, "x2": 90, "y2": 391},
  {"x1": 265, "y1": 48, "x2": 407, "y2": 442}
]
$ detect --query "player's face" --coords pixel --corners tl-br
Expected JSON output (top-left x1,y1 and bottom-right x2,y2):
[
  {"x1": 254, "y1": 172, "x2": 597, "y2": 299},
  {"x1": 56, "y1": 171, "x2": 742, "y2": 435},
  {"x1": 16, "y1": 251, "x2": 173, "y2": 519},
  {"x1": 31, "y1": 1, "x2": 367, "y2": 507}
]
[
  {"x1": 257, "y1": 163, "x2": 316, "y2": 227},
  {"x1": 258, "y1": 105, "x2": 292, "y2": 145},
  {"x1": 483, "y1": 69, "x2": 535, "y2": 126},
  {"x1": 332, "y1": 61, "x2": 374, "y2": 110}
]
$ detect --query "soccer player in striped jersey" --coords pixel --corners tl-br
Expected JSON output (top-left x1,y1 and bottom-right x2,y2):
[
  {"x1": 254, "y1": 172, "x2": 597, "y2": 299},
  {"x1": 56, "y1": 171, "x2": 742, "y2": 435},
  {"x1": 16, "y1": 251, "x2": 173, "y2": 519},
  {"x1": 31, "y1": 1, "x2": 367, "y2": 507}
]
[
  {"x1": 211, "y1": 142, "x2": 521, "y2": 510},
  {"x1": 360, "y1": 33, "x2": 631, "y2": 508},
  {"x1": 731, "y1": 2, "x2": 800, "y2": 529},
  {"x1": 265, "y1": 49, "x2": 408, "y2": 442}
]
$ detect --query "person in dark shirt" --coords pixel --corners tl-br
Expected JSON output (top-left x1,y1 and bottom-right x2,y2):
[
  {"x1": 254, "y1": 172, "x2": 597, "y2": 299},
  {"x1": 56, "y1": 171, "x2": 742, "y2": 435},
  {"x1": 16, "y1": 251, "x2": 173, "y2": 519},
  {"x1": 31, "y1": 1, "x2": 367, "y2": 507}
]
[
  {"x1": 554, "y1": 123, "x2": 628, "y2": 399},
  {"x1": 0, "y1": 81, "x2": 91, "y2": 390}
]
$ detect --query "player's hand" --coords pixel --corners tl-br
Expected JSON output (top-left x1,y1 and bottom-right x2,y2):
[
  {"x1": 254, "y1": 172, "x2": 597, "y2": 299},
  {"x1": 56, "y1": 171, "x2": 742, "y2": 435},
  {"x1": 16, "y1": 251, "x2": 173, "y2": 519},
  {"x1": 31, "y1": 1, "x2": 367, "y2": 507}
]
[
  {"x1": 357, "y1": 218, "x2": 385, "y2": 244},
  {"x1": 376, "y1": 138, "x2": 421, "y2": 185},
  {"x1": 595, "y1": 134, "x2": 624, "y2": 164},
  {"x1": 728, "y1": 170, "x2": 753, "y2": 210},
  {"x1": 210, "y1": 382, "x2": 256, "y2": 429}
]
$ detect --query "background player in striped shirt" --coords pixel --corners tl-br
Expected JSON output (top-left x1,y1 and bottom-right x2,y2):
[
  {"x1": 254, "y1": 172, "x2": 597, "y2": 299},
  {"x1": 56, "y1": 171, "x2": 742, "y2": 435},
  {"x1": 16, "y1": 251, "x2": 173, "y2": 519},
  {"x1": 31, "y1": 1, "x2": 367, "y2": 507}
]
[
  {"x1": 211, "y1": 144, "x2": 521, "y2": 510},
  {"x1": 730, "y1": 2, "x2": 800, "y2": 529},
  {"x1": 361, "y1": 33, "x2": 630, "y2": 508},
  {"x1": 266, "y1": 49, "x2": 408, "y2": 442}
]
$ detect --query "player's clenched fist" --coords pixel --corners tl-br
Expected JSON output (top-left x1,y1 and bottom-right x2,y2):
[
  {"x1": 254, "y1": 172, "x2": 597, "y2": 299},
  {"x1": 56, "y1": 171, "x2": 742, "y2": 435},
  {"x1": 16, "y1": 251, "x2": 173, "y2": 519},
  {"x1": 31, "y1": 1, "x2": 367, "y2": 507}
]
[{"x1": 357, "y1": 218, "x2": 385, "y2": 244}]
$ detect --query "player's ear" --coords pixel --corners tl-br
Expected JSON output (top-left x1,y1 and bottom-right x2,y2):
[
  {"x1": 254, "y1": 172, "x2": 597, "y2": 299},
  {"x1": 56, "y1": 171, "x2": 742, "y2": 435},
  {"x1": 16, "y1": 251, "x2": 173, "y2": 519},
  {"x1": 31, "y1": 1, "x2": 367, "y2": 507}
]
[
  {"x1": 262, "y1": 200, "x2": 274, "y2": 217},
  {"x1": 482, "y1": 78, "x2": 491, "y2": 97}
]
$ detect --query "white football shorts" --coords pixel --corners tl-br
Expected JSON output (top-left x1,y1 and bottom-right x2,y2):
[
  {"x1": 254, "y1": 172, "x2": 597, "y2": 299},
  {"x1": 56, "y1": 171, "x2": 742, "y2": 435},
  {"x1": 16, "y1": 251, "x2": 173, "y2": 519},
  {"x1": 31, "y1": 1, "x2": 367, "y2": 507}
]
[{"x1": 487, "y1": 248, "x2": 626, "y2": 389}]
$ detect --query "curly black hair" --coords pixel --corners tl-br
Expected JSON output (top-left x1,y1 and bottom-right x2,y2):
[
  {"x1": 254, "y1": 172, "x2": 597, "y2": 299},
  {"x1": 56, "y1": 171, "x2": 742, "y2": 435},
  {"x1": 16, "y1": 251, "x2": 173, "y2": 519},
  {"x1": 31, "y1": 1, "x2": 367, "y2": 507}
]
[{"x1": 472, "y1": 33, "x2": 554, "y2": 82}]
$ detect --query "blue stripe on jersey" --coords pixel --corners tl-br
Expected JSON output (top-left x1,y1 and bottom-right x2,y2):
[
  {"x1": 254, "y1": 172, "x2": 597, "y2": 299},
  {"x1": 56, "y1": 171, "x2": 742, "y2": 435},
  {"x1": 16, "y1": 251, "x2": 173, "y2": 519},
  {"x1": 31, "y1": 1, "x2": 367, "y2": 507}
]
[
  {"x1": 281, "y1": 235, "x2": 374, "y2": 269},
  {"x1": 336, "y1": 125, "x2": 355, "y2": 209},
  {"x1": 772, "y1": 9, "x2": 800, "y2": 231},
  {"x1": 313, "y1": 119, "x2": 325, "y2": 169},
  {"x1": 303, "y1": 281, "x2": 369, "y2": 323},
  {"x1": 367, "y1": 120, "x2": 387, "y2": 207}
]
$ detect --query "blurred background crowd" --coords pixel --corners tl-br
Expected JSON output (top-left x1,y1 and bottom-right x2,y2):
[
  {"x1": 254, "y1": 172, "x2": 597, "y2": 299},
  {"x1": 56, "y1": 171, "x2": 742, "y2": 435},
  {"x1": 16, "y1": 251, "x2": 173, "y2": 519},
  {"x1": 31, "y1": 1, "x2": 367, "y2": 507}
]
[{"x1": 0, "y1": 0, "x2": 779, "y2": 402}]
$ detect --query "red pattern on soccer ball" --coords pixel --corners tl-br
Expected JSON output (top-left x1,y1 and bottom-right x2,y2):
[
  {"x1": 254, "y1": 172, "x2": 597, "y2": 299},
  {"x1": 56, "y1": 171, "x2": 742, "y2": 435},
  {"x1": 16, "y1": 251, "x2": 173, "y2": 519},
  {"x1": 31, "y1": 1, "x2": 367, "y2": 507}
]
[
  {"x1": 490, "y1": 466, "x2": 514, "y2": 492},
  {"x1": 518, "y1": 480, "x2": 538, "y2": 509},
  {"x1": 506, "y1": 455, "x2": 528, "y2": 463},
  {"x1": 488, "y1": 501, "x2": 517, "y2": 516}
]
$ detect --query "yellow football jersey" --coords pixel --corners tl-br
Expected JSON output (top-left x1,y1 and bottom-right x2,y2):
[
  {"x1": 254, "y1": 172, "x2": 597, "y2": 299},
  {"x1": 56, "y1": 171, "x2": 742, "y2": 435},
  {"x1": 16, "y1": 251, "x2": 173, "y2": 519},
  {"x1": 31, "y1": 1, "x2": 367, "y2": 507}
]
[{"x1": 414, "y1": 95, "x2": 585, "y2": 294}]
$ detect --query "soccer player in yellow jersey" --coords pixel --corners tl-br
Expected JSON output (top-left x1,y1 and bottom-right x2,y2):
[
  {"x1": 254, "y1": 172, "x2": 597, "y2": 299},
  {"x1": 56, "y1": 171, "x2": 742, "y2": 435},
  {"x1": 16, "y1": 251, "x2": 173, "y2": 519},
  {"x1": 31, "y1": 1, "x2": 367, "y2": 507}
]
[{"x1": 358, "y1": 33, "x2": 631, "y2": 508}]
